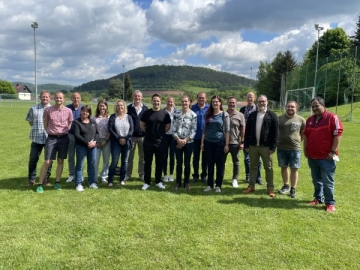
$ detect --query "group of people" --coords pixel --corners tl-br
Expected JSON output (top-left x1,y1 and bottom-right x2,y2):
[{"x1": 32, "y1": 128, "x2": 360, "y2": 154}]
[{"x1": 26, "y1": 90, "x2": 343, "y2": 212}]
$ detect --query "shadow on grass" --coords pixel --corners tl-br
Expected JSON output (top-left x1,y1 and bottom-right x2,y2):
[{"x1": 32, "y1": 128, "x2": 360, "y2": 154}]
[{"x1": 217, "y1": 196, "x2": 324, "y2": 210}]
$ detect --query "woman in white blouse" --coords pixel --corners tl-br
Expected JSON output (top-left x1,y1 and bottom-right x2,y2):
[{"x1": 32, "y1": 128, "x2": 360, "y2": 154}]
[
  {"x1": 107, "y1": 99, "x2": 134, "y2": 187},
  {"x1": 92, "y1": 100, "x2": 110, "y2": 183}
]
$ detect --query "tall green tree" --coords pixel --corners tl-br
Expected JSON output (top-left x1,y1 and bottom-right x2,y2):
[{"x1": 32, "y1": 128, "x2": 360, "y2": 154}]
[
  {"x1": 256, "y1": 50, "x2": 297, "y2": 101},
  {"x1": 0, "y1": 80, "x2": 16, "y2": 94},
  {"x1": 107, "y1": 78, "x2": 123, "y2": 100},
  {"x1": 124, "y1": 73, "x2": 133, "y2": 101},
  {"x1": 307, "y1": 28, "x2": 351, "y2": 63},
  {"x1": 350, "y1": 14, "x2": 360, "y2": 48}
]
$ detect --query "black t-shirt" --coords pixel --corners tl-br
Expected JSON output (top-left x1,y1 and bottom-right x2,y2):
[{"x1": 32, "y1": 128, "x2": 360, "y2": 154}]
[{"x1": 141, "y1": 109, "x2": 171, "y2": 144}]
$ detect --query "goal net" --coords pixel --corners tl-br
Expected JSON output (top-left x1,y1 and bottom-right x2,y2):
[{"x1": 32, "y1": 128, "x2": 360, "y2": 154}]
[{"x1": 284, "y1": 87, "x2": 315, "y2": 116}]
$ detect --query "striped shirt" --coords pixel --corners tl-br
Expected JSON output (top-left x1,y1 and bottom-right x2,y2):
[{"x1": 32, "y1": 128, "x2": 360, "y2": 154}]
[
  {"x1": 43, "y1": 105, "x2": 73, "y2": 135},
  {"x1": 25, "y1": 103, "x2": 51, "y2": 144}
]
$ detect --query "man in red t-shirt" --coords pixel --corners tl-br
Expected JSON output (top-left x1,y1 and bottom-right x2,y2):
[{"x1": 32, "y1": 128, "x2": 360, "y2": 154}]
[{"x1": 303, "y1": 97, "x2": 343, "y2": 213}]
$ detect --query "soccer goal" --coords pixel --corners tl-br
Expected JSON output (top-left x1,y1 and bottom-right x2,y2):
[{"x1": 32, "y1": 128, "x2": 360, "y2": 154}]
[{"x1": 284, "y1": 87, "x2": 315, "y2": 115}]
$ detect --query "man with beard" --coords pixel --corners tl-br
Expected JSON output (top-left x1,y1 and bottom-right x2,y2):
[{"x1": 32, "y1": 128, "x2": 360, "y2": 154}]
[
  {"x1": 277, "y1": 101, "x2": 306, "y2": 198},
  {"x1": 304, "y1": 97, "x2": 343, "y2": 213},
  {"x1": 243, "y1": 95, "x2": 279, "y2": 197}
]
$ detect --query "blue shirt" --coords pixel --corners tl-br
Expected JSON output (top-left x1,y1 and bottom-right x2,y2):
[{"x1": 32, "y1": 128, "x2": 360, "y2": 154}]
[
  {"x1": 191, "y1": 103, "x2": 210, "y2": 140},
  {"x1": 66, "y1": 104, "x2": 82, "y2": 134}
]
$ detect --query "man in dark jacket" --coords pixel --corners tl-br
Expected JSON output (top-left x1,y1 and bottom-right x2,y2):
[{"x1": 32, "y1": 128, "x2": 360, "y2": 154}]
[
  {"x1": 125, "y1": 90, "x2": 148, "y2": 180},
  {"x1": 243, "y1": 95, "x2": 279, "y2": 197}
]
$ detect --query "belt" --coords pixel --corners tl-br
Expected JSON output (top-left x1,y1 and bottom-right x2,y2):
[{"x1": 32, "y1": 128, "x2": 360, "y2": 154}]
[{"x1": 48, "y1": 134, "x2": 68, "y2": 138}]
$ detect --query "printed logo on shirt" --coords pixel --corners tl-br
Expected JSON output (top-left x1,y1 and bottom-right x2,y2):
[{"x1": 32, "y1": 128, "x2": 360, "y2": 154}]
[{"x1": 291, "y1": 122, "x2": 301, "y2": 131}]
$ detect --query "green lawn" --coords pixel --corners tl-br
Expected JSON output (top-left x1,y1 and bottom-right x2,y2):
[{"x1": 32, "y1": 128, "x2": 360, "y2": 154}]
[{"x1": 0, "y1": 101, "x2": 360, "y2": 269}]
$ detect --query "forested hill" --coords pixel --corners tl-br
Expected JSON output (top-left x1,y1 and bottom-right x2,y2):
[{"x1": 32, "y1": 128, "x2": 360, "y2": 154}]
[
  {"x1": 73, "y1": 65, "x2": 253, "y2": 91},
  {"x1": 12, "y1": 82, "x2": 74, "y2": 92}
]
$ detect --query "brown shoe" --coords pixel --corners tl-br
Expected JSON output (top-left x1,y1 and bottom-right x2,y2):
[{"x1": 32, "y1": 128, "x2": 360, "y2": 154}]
[
  {"x1": 185, "y1": 183, "x2": 190, "y2": 191},
  {"x1": 173, "y1": 183, "x2": 180, "y2": 190},
  {"x1": 268, "y1": 189, "x2": 276, "y2": 197},
  {"x1": 243, "y1": 187, "x2": 255, "y2": 194}
]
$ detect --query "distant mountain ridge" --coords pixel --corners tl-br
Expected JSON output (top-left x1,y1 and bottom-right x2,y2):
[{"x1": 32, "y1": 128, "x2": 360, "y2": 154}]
[
  {"x1": 12, "y1": 82, "x2": 74, "y2": 92},
  {"x1": 74, "y1": 65, "x2": 254, "y2": 91}
]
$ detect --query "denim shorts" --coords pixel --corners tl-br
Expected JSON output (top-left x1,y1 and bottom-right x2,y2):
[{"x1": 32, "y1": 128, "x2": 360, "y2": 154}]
[{"x1": 277, "y1": 149, "x2": 301, "y2": 168}]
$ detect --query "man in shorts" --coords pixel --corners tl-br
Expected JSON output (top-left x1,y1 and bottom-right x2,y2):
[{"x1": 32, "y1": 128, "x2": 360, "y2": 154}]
[
  {"x1": 36, "y1": 92, "x2": 73, "y2": 193},
  {"x1": 277, "y1": 101, "x2": 306, "y2": 198}
]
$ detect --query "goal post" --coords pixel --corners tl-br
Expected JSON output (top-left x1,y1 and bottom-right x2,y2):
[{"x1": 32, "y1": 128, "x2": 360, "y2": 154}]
[{"x1": 284, "y1": 87, "x2": 315, "y2": 115}]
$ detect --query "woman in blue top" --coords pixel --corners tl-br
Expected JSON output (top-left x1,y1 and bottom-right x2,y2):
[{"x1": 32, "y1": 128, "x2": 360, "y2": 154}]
[
  {"x1": 108, "y1": 99, "x2": 134, "y2": 187},
  {"x1": 201, "y1": 96, "x2": 230, "y2": 192}
]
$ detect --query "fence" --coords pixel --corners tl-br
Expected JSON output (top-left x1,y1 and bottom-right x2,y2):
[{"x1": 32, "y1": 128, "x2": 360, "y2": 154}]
[{"x1": 282, "y1": 46, "x2": 360, "y2": 122}]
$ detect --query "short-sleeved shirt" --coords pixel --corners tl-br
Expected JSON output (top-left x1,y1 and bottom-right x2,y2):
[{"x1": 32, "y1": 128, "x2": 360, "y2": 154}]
[
  {"x1": 277, "y1": 114, "x2": 306, "y2": 151},
  {"x1": 304, "y1": 110, "x2": 343, "y2": 159},
  {"x1": 25, "y1": 103, "x2": 51, "y2": 144},
  {"x1": 43, "y1": 105, "x2": 73, "y2": 135},
  {"x1": 141, "y1": 109, "x2": 171, "y2": 144},
  {"x1": 191, "y1": 103, "x2": 210, "y2": 140},
  {"x1": 203, "y1": 111, "x2": 230, "y2": 143},
  {"x1": 228, "y1": 110, "x2": 245, "y2": 145}
]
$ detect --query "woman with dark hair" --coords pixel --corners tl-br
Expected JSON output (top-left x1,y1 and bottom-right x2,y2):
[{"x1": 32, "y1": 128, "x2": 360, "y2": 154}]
[
  {"x1": 92, "y1": 100, "x2": 110, "y2": 183},
  {"x1": 73, "y1": 105, "x2": 99, "y2": 191},
  {"x1": 201, "y1": 95, "x2": 230, "y2": 192},
  {"x1": 108, "y1": 99, "x2": 134, "y2": 187}
]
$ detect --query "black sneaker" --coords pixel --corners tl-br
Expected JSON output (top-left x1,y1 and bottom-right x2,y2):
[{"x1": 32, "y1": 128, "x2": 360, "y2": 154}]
[
  {"x1": 201, "y1": 176, "x2": 207, "y2": 183},
  {"x1": 256, "y1": 178, "x2": 263, "y2": 185},
  {"x1": 289, "y1": 188, "x2": 296, "y2": 198},
  {"x1": 245, "y1": 177, "x2": 249, "y2": 183},
  {"x1": 192, "y1": 177, "x2": 198, "y2": 183},
  {"x1": 278, "y1": 185, "x2": 290, "y2": 194}
]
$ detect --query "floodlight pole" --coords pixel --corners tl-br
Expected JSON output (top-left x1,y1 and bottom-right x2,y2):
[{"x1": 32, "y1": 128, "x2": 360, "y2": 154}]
[
  {"x1": 314, "y1": 24, "x2": 324, "y2": 93},
  {"x1": 123, "y1": 65, "x2": 125, "y2": 100},
  {"x1": 31, "y1": 22, "x2": 38, "y2": 104}
]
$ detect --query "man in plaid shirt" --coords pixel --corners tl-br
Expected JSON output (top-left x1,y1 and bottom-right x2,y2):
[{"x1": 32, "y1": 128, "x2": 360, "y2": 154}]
[{"x1": 25, "y1": 91, "x2": 52, "y2": 186}]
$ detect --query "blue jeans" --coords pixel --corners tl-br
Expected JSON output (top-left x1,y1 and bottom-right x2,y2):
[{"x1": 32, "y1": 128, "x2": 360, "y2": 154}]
[
  {"x1": 94, "y1": 138, "x2": 111, "y2": 179},
  {"x1": 204, "y1": 139, "x2": 225, "y2": 188},
  {"x1": 243, "y1": 148, "x2": 262, "y2": 179},
  {"x1": 75, "y1": 144, "x2": 96, "y2": 186},
  {"x1": 163, "y1": 134, "x2": 175, "y2": 175},
  {"x1": 175, "y1": 142, "x2": 193, "y2": 185},
  {"x1": 308, "y1": 158, "x2": 336, "y2": 205},
  {"x1": 192, "y1": 139, "x2": 207, "y2": 179},
  {"x1": 108, "y1": 141, "x2": 130, "y2": 183},
  {"x1": 28, "y1": 142, "x2": 52, "y2": 181}
]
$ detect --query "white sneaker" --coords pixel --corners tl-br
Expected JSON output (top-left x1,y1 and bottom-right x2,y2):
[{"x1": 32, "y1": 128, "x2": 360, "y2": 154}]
[
  {"x1": 156, "y1": 182, "x2": 166, "y2": 189},
  {"x1": 101, "y1": 177, "x2": 108, "y2": 183},
  {"x1": 124, "y1": 175, "x2": 130, "y2": 181},
  {"x1": 169, "y1": 175, "x2": 174, "y2": 182},
  {"x1": 142, "y1": 183, "x2": 150, "y2": 190},
  {"x1": 232, "y1": 179, "x2": 239, "y2": 188},
  {"x1": 163, "y1": 175, "x2": 169, "y2": 182},
  {"x1": 76, "y1": 184, "x2": 84, "y2": 192},
  {"x1": 215, "y1": 186, "x2": 221, "y2": 193},
  {"x1": 89, "y1": 183, "x2": 98, "y2": 189},
  {"x1": 204, "y1": 186, "x2": 212, "y2": 192},
  {"x1": 66, "y1": 176, "x2": 74, "y2": 183}
]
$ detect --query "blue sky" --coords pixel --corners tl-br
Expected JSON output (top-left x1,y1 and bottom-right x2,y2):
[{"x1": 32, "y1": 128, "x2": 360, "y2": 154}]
[{"x1": 0, "y1": 0, "x2": 359, "y2": 86}]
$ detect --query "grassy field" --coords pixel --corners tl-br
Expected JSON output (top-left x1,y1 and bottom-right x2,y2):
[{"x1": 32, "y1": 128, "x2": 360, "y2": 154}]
[{"x1": 0, "y1": 101, "x2": 360, "y2": 269}]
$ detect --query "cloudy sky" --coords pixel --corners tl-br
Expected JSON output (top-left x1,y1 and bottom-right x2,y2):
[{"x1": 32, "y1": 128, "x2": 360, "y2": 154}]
[{"x1": 0, "y1": 0, "x2": 359, "y2": 87}]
